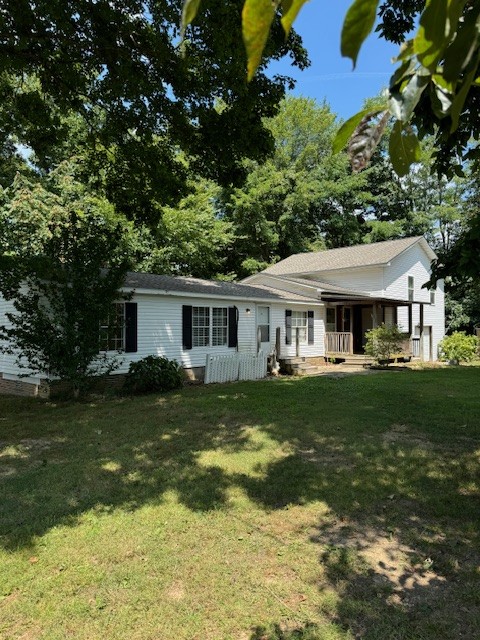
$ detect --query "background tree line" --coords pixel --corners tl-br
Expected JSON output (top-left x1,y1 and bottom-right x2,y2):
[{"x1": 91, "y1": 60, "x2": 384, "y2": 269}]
[{"x1": 2, "y1": 94, "x2": 478, "y2": 332}]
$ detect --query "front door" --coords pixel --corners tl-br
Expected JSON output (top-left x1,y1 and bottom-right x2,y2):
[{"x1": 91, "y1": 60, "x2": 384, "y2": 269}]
[{"x1": 256, "y1": 306, "x2": 270, "y2": 353}]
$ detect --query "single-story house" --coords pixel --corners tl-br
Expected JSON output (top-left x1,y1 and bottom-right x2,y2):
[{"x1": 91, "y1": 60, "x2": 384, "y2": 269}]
[{"x1": 0, "y1": 236, "x2": 444, "y2": 396}]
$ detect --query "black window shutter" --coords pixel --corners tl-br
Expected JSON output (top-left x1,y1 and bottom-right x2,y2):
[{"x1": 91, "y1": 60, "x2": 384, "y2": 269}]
[
  {"x1": 285, "y1": 309, "x2": 292, "y2": 345},
  {"x1": 308, "y1": 310, "x2": 314, "y2": 345},
  {"x1": 228, "y1": 306, "x2": 238, "y2": 348},
  {"x1": 182, "y1": 305, "x2": 193, "y2": 350},
  {"x1": 125, "y1": 302, "x2": 138, "y2": 353}
]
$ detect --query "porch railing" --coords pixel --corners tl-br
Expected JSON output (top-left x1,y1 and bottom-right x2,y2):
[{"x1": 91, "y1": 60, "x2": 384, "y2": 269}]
[
  {"x1": 325, "y1": 332, "x2": 353, "y2": 355},
  {"x1": 411, "y1": 338, "x2": 420, "y2": 357}
]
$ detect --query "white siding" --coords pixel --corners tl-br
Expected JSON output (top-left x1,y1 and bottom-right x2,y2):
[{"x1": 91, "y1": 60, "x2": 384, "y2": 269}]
[
  {"x1": 384, "y1": 243, "x2": 432, "y2": 302},
  {"x1": 305, "y1": 267, "x2": 385, "y2": 296},
  {"x1": 385, "y1": 244, "x2": 444, "y2": 360},
  {"x1": 269, "y1": 303, "x2": 325, "y2": 359},
  {"x1": 242, "y1": 273, "x2": 320, "y2": 298},
  {"x1": 0, "y1": 292, "x2": 326, "y2": 378},
  {"x1": 0, "y1": 295, "x2": 40, "y2": 380},
  {"x1": 113, "y1": 294, "x2": 258, "y2": 373}
]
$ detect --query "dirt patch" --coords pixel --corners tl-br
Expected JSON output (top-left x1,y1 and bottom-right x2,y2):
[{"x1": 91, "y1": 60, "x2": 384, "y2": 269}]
[
  {"x1": 382, "y1": 423, "x2": 432, "y2": 448},
  {"x1": 164, "y1": 580, "x2": 186, "y2": 601},
  {"x1": 298, "y1": 447, "x2": 356, "y2": 471},
  {"x1": 315, "y1": 518, "x2": 448, "y2": 608}
]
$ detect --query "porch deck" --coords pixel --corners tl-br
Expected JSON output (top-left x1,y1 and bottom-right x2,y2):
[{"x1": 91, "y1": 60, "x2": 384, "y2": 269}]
[{"x1": 325, "y1": 332, "x2": 420, "y2": 360}]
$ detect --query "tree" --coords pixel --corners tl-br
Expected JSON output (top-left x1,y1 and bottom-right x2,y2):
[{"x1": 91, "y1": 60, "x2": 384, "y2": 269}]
[
  {"x1": 0, "y1": 167, "x2": 140, "y2": 397},
  {"x1": 0, "y1": 0, "x2": 308, "y2": 225},
  {"x1": 182, "y1": 0, "x2": 480, "y2": 284},
  {"x1": 139, "y1": 177, "x2": 235, "y2": 279},
  {"x1": 225, "y1": 96, "x2": 373, "y2": 276}
]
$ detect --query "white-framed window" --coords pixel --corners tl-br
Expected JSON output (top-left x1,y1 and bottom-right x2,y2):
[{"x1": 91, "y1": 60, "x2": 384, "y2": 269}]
[
  {"x1": 257, "y1": 306, "x2": 270, "y2": 342},
  {"x1": 326, "y1": 307, "x2": 336, "y2": 332},
  {"x1": 192, "y1": 306, "x2": 229, "y2": 347},
  {"x1": 212, "y1": 307, "x2": 228, "y2": 346},
  {"x1": 99, "y1": 303, "x2": 125, "y2": 352},
  {"x1": 408, "y1": 275, "x2": 414, "y2": 302},
  {"x1": 291, "y1": 310, "x2": 307, "y2": 342},
  {"x1": 193, "y1": 306, "x2": 210, "y2": 347}
]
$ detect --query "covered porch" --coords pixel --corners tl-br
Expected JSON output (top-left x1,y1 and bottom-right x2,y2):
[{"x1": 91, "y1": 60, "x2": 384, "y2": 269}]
[{"x1": 323, "y1": 296, "x2": 424, "y2": 360}]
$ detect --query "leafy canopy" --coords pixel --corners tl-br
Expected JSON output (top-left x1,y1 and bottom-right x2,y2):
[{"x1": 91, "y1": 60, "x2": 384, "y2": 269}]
[
  {"x1": 0, "y1": 0, "x2": 308, "y2": 224},
  {"x1": 0, "y1": 166, "x2": 139, "y2": 396}
]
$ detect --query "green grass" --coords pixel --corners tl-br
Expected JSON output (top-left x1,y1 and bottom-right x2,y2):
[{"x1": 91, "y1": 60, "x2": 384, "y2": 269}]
[{"x1": 1, "y1": 367, "x2": 479, "y2": 639}]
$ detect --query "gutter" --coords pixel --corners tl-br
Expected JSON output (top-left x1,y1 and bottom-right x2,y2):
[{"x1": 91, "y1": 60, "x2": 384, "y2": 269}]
[{"x1": 120, "y1": 287, "x2": 324, "y2": 306}]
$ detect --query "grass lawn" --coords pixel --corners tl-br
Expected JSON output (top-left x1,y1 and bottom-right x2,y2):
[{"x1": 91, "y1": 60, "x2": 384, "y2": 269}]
[{"x1": 1, "y1": 367, "x2": 479, "y2": 640}]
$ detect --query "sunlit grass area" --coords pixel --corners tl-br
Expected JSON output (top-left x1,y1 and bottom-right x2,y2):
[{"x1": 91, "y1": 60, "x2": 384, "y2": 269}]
[{"x1": 1, "y1": 367, "x2": 479, "y2": 639}]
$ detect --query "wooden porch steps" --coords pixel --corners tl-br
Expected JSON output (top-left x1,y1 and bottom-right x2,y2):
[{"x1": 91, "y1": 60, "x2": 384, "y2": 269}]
[
  {"x1": 279, "y1": 356, "x2": 372, "y2": 377},
  {"x1": 329, "y1": 354, "x2": 374, "y2": 366},
  {"x1": 280, "y1": 354, "x2": 373, "y2": 376}
]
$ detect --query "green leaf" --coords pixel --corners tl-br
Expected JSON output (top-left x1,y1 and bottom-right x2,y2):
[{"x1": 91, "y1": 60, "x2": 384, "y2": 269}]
[
  {"x1": 341, "y1": 0, "x2": 380, "y2": 68},
  {"x1": 243, "y1": 0, "x2": 276, "y2": 81},
  {"x1": 332, "y1": 108, "x2": 382, "y2": 154},
  {"x1": 443, "y1": 2, "x2": 480, "y2": 82},
  {"x1": 180, "y1": 0, "x2": 202, "y2": 41},
  {"x1": 389, "y1": 59, "x2": 416, "y2": 90},
  {"x1": 430, "y1": 79, "x2": 453, "y2": 118},
  {"x1": 281, "y1": 0, "x2": 309, "y2": 36},
  {"x1": 389, "y1": 121, "x2": 421, "y2": 176},
  {"x1": 414, "y1": 0, "x2": 465, "y2": 71},
  {"x1": 450, "y1": 62, "x2": 478, "y2": 132},
  {"x1": 393, "y1": 39, "x2": 414, "y2": 63},
  {"x1": 389, "y1": 71, "x2": 430, "y2": 122}
]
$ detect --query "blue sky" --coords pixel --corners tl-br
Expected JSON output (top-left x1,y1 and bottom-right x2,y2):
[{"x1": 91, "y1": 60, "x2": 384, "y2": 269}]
[{"x1": 268, "y1": 0, "x2": 399, "y2": 120}]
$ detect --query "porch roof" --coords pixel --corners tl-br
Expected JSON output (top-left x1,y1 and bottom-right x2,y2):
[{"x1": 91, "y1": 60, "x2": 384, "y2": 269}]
[{"x1": 320, "y1": 293, "x2": 422, "y2": 306}]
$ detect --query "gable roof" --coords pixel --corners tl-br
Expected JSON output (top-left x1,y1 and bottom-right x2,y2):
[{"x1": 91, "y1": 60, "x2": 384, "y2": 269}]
[
  {"x1": 253, "y1": 273, "x2": 370, "y2": 297},
  {"x1": 123, "y1": 272, "x2": 320, "y2": 304},
  {"x1": 262, "y1": 237, "x2": 436, "y2": 276}
]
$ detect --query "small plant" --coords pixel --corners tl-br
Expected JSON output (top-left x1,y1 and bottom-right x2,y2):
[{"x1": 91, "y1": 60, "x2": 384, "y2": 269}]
[
  {"x1": 439, "y1": 331, "x2": 479, "y2": 365},
  {"x1": 124, "y1": 355, "x2": 184, "y2": 394},
  {"x1": 364, "y1": 324, "x2": 405, "y2": 365}
]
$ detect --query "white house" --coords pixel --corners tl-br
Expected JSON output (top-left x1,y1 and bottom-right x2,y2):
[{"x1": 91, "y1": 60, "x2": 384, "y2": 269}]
[
  {"x1": 243, "y1": 235, "x2": 445, "y2": 365},
  {"x1": 0, "y1": 236, "x2": 444, "y2": 396}
]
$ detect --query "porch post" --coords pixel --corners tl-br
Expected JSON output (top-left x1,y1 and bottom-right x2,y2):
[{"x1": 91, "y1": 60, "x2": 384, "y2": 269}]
[
  {"x1": 276, "y1": 327, "x2": 281, "y2": 359},
  {"x1": 408, "y1": 304, "x2": 413, "y2": 336},
  {"x1": 419, "y1": 303, "x2": 424, "y2": 361},
  {"x1": 372, "y1": 303, "x2": 382, "y2": 328}
]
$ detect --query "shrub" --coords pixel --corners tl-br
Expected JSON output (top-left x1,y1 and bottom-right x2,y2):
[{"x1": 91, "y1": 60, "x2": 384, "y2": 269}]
[
  {"x1": 124, "y1": 355, "x2": 184, "y2": 394},
  {"x1": 439, "y1": 331, "x2": 479, "y2": 364},
  {"x1": 364, "y1": 324, "x2": 405, "y2": 365}
]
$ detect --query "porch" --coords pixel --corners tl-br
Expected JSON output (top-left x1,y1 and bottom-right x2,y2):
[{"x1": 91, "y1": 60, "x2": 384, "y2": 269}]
[
  {"x1": 324, "y1": 300, "x2": 424, "y2": 360},
  {"x1": 325, "y1": 331, "x2": 420, "y2": 359}
]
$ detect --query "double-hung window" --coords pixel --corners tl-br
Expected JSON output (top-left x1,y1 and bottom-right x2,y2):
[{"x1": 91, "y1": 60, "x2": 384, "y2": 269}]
[
  {"x1": 193, "y1": 306, "x2": 210, "y2": 347},
  {"x1": 193, "y1": 306, "x2": 228, "y2": 347},
  {"x1": 408, "y1": 276, "x2": 414, "y2": 302},
  {"x1": 100, "y1": 303, "x2": 125, "y2": 352},
  {"x1": 326, "y1": 307, "x2": 336, "y2": 332},
  {"x1": 212, "y1": 307, "x2": 228, "y2": 346},
  {"x1": 291, "y1": 310, "x2": 307, "y2": 342}
]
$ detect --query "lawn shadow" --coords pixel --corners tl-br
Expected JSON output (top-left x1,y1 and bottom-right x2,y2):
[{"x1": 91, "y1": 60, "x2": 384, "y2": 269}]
[
  {"x1": 0, "y1": 390, "x2": 250, "y2": 550},
  {"x1": 1, "y1": 369, "x2": 479, "y2": 638}
]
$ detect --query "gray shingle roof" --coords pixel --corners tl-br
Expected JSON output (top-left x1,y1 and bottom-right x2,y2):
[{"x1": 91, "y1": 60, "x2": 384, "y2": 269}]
[
  {"x1": 270, "y1": 275, "x2": 370, "y2": 297},
  {"x1": 123, "y1": 272, "x2": 320, "y2": 303},
  {"x1": 263, "y1": 237, "x2": 429, "y2": 276}
]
